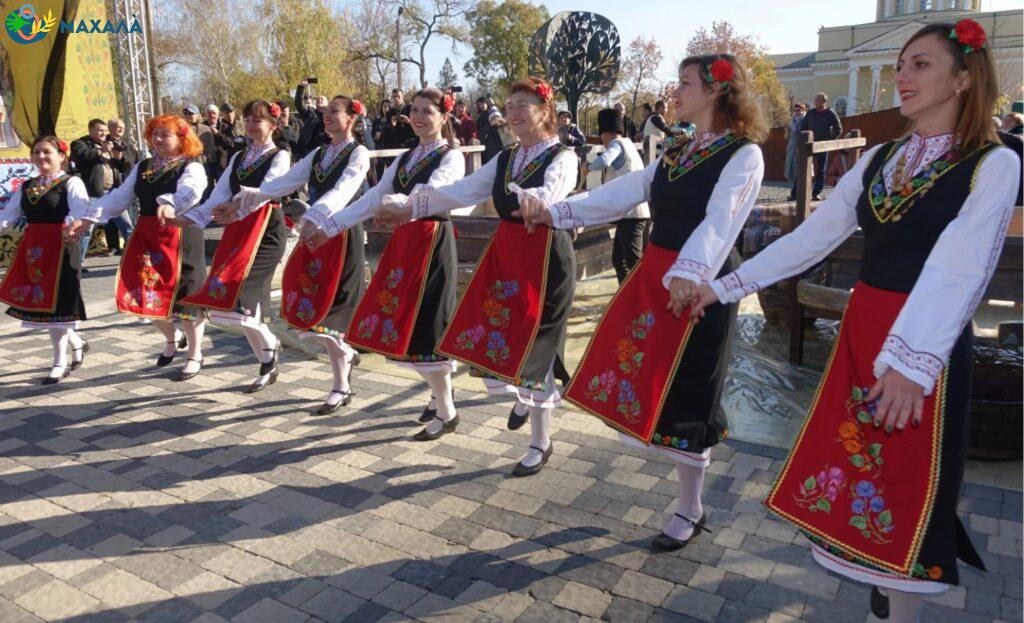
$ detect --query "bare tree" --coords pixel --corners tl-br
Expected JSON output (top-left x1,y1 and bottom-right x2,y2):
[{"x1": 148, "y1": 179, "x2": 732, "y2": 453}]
[{"x1": 618, "y1": 36, "x2": 663, "y2": 121}]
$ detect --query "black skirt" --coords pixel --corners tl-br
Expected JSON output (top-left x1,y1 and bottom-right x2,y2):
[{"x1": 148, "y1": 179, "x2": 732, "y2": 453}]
[
  {"x1": 172, "y1": 227, "x2": 208, "y2": 319},
  {"x1": 236, "y1": 208, "x2": 287, "y2": 319},
  {"x1": 318, "y1": 222, "x2": 366, "y2": 335},
  {"x1": 517, "y1": 228, "x2": 576, "y2": 388},
  {"x1": 397, "y1": 219, "x2": 457, "y2": 362}
]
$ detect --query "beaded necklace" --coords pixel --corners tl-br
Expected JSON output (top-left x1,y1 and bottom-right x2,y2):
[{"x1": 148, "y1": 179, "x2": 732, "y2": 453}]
[{"x1": 24, "y1": 173, "x2": 68, "y2": 204}]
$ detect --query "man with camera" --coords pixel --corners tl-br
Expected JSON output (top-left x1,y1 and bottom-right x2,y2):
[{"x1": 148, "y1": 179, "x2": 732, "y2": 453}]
[
  {"x1": 101, "y1": 118, "x2": 138, "y2": 256},
  {"x1": 69, "y1": 119, "x2": 115, "y2": 270},
  {"x1": 294, "y1": 78, "x2": 328, "y2": 157}
]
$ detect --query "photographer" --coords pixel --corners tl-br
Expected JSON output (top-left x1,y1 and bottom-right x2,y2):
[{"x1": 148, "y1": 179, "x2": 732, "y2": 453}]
[
  {"x1": 101, "y1": 118, "x2": 137, "y2": 255},
  {"x1": 69, "y1": 119, "x2": 112, "y2": 270},
  {"x1": 294, "y1": 79, "x2": 327, "y2": 157}
]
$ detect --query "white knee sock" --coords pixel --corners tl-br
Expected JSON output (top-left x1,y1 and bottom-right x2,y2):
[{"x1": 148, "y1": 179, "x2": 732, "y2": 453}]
[
  {"x1": 181, "y1": 318, "x2": 205, "y2": 374},
  {"x1": 888, "y1": 589, "x2": 924, "y2": 623},
  {"x1": 520, "y1": 406, "x2": 552, "y2": 467},
  {"x1": 662, "y1": 463, "x2": 707, "y2": 540},
  {"x1": 421, "y1": 370, "x2": 456, "y2": 433},
  {"x1": 48, "y1": 329, "x2": 69, "y2": 370},
  {"x1": 152, "y1": 319, "x2": 179, "y2": 356},
  {"x1": 251, "y1": 323, "x2": 278, "y2": 363},
  {"x1": 318, "y1": 335, "x2": 353, "y2": 405},
  {"x1": 512, "y1": 401, "x2": 529, "y2": 416}
]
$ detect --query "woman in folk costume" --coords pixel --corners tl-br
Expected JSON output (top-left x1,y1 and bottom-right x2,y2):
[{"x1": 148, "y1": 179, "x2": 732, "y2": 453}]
[
  {"x1": 234, "y1": 95, "x2": 369, "y2": 415},
  {"x1": 690, "y1": 21, "x2": 1018, "y2": 622},
  {"x1": 517, "y1": 55, "x2": 765, "y2": 547},
  {"x1": 168, "y1": 100, "x2": 291, "y2": 393},
  {"x1": 378, "y1": 78, "x2": 579, "y2": 475},
  {"x1": 73, "y1": 116, "x2": 209, "y2": 381},
  {"x1": 333, "y1": 88, "x2": 466, "y2": 440},
  {"x1": 0, "y1": 137, "x2": 92, "y2": 384}
]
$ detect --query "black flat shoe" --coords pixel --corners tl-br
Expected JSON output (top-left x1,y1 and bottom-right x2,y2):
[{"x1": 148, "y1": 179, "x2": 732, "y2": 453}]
[
  {"x1": 69, "y1": 341, "x2": 90, "y2": 371},
  {"x1": 413, "y1": 414, "x2": 459, "y2": 441},
  {"x1": 41, "y1": 366, "x2": 69, "y2": 385},
  {"x1": 245, "y1": 367, "x2": 279, "y2": 394},
  {"x1": 316, "y1": 390, "x2": 352, "y2": 415},
  {"x1": 156, "y1": 333, "x2": 187, "y2": 367},
  {"x1": 259, "y1": 342, "x2": 280, "y2": 376},
  {"x1": 870, "y1": 587, "x2": 890, "y2": 619},
  {"x1": 176, "y1": 358, "x2": 203, "y2": 382},
  {"x1": 507, "y1": 405, "x2": 529, "y2": 431},
  {"x1": 512, "y1": 442, "x2": 553, "y2": 477},
  {"x1": 419, "y1": 387, "x2": 455, "y2": 423},
  {"x1": 652, "y1": 512, "x2": 710, "y2": 551}
]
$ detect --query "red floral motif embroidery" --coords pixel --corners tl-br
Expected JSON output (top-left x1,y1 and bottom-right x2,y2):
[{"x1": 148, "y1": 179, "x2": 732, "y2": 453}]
[
  {"x1": 453, "y1": 279, "x2": 517, "y2": 365},
  {"x1": 583, "y1": 312, "x2": 655, "y2": 423}
]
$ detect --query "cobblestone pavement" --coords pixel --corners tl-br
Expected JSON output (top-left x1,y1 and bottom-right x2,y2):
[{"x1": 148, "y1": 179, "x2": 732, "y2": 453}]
[{"x1": 0, "y1": 308, "x2": 1020, "y2": 623}]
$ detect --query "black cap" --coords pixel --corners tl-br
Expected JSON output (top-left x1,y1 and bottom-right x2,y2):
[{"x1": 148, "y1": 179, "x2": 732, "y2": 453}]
[
  {"x1": 557, "y1": 110, "x2": 572, "y2": 120},
  {"x1": 597, "y1": 109, "x2": 624, "y2": 135},
  {"x1": 220, "y1": 103, "x2": 234, "y2": 113}
]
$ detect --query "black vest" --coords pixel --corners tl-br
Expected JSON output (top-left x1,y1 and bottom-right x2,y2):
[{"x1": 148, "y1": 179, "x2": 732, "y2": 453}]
[
  {"x1": 133, "y1": 158, "x2": 189, "y2": 216},
  {"x1": 394, "y1": 145, "x2": 451, "y2": 221},
  {"x1": 648, "y1": 136, "x2": 750, "y2": 250},
  {"x1": 490, "y1": 143, "x2": 566, "y2": 223},
  {"x1": 20, "y1": 177, "x2": 70, "y2": 224},
  {"x1": 856, "y1": 141, "x2": 999, "y2": 293},
  {"x1": 229, "y1": 148, "x2": 282, "y2": 195},
  {"x1": 308, "y1": 143, "x2": 357, "y2": 203}
]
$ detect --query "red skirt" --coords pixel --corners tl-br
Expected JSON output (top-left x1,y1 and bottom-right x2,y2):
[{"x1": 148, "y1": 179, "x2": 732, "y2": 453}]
[
  {"x1": 281, "y1": 231, "x2": 348, "y2": 331},
  {"x1": 765, "y1": 282, "x2": 945, "y2": 578},
  {"x1": 0, "y1": 223, "x2": 64, "y2": 312},
  {"x1": 180, "y1": 204, "x2": 275, "y2": 312},
  {"x1": 347, "y1": 219, "x2": 440, "y2": 358},
  {"x1": 565, "y1": 244, "x2": 697, "y2": 442},
  {"x1": 115, "y1": 216, "x2": 183, "y2": 319},
  {"x1": 436, "y1": 221, "x2": 550, "y2": 383}
]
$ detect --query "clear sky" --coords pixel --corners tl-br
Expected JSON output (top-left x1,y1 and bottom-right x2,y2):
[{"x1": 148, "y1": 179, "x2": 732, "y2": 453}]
[{"x1": 352, "y1": 0, "x2": 1024, "y2": 89}]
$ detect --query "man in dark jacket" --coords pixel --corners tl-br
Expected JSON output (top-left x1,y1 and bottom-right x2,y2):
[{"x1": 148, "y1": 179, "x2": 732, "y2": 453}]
[
  {"x1": 216, "y1": 102, "x2": 247, "y2": 160},
  {"x1": 102, "y1": 118, "x2": 138, "y2": 254},
  {"x1": 799, "y1": 92, "x2": 843, "y2": 200},
  {"x1": 294, "y1": 81, "x2": 327, "y2": 157},
  {"x1": 275, "y1": 100, "x2": 303, "y2": 159},
  {"x1": 70, "y1": 119, "x2": 113, "y2": 268}
]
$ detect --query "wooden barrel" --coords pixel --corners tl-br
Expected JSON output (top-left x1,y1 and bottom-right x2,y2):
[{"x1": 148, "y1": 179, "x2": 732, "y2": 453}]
[{"x1": 968, "y1": 342, "x2": 1023, "y2": 461}]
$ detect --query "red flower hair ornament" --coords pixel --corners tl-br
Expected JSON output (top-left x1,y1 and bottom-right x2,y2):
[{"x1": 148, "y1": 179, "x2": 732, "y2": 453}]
[
  {"x1": 56, "y1": 140, "x2": 69, "y2": 154},
  {"x1": 350, "y1": 100, "x2": 365, "y2": 116},
  {"x1": 704, "y1": 59, "x2": 734, "y2": 90},
  {"x1": 442, "y1": 93, "x2": 455, "y2": 114},
  {"x1": 534, "y1": 81, "x2": 553, "y2": 103},
  {"x1": 269, "y1": 103, "x2": 282, "y2": 118},
  {"x1": 949, "y1": 18, "x2": 986, "y2": 54}
]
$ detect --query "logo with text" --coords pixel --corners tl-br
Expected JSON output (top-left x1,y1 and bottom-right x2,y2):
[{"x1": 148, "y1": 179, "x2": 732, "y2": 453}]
[{"x1": 5, "y1": 4, "x2": 56, "y2": 44}]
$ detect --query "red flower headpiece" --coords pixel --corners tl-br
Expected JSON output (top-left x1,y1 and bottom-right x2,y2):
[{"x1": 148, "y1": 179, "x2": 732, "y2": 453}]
[
  {"x1": 441, "y1": 93, "x2": 455, "y2": 114},
  {"x1": 56, "y1": 140, "x2": 69, "y2": 154},
  {"x1": 949, "y1": 18, "x2": 986, "y2": 54},
  {"x1": 350, "y1": 100, "x2": 365, "y2": 116},
  {"x1": 269, "y1": 103, "x2": 282, "y2": 118},
  {"x1": 534, "y1": 81, "x2": 553, "y2": 103},
  {"x1": 705, "y1": 59, "x2": 735, "y2": 87}
]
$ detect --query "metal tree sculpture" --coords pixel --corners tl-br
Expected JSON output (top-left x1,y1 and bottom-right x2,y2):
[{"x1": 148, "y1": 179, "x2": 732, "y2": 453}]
[{"x1": 529, "y1": 11, "x2": 620, "y2": 121}]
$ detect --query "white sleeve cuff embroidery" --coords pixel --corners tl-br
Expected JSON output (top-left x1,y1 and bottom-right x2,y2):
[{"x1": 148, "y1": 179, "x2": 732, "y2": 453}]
[
  {"x1": 873, "y1": 335, "x2": 943, "y2": 395},
  {"x1": 302, "y1": 208, "x2": 338, "y2": 238},
  {"x1": 549, "y1": 202, "x2": 582, "y2": 229},
  {"x1": 411, "y1": 184, "x2": 433, "y2": 220},
  {"x1": 712, "y1": 272, "x2": 760, "y2": 304},
  {"x1": 662, "y1": 258, "x2": 710, "y2": 290}
]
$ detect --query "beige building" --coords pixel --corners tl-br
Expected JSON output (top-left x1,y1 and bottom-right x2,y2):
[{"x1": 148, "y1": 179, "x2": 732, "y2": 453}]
[{"x1": 771, "y1": 1, "x2": 1023, "y2": 116}]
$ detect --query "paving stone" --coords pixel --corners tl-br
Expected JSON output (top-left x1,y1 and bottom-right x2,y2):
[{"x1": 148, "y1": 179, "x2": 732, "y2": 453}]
[
  {"x1": 661, "y1": 585, "x2": 724, "y2": 623},
  {"x1": 612, "y1": 569, "x2": 674, "y2": 606},
  {"x1": 299, "y1": 586, "x2": 365, "y2": 623},
  {"x1": 233, "y1": 597, "x2": 309, "y2": 623}
]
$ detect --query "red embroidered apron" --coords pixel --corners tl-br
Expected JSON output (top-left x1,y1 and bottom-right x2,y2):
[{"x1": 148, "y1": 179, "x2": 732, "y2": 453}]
[
  {"x1": 280, "y1": 231, "x2": 348, "y2": 331},
  {"x1": 565, "y1": 244, "x2": 697, "y2": 441},
  {"x1": 114, "y1": 215, "x2": 183, "y2": 319},
  {"x1": 0, "y1": 223, "x2": 64, "y2": 312},
  {"x1": 765, "y1": 281, "x2": 943, "y2": 576},
  {"x1": 180, "y1": 203, "x2": 276, "y2": 311},
  {"x1": 346, "y1": 219, "x2": 439, "y2": 357},
  {"x1": 436, "y1": 220, "x2": 549, "y2": 383}
]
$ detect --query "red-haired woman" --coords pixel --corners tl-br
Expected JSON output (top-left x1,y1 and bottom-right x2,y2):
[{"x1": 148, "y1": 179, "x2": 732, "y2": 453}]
[
  {"x1": 378, "y1": 78, "x2": 579, "y2": 475},
  {"x1": 0, "y1": 137, "x2": 92, "y2": 383},
  {"x1": 74, "y1": 116, "x2": 209, "y2": 381},
  {"x1": 169, "y1": 100, "x2": 291, "y2": 393},
  {"x1": 234, "y1": 95, "x2": 369, "y2": 414},
  {"x1": 335, "y1": 87, "x2": 465, "y2": 439},
  {"x1": 518, "y1": 55, "x2": 766, "y2": 550},
  {"x1": 691, "y1": 21, "x2": 1018, "y2": 622}
]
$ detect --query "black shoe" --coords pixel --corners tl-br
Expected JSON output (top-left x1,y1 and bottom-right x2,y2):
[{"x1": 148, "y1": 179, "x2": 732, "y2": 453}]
[
  {"x1": 512, "y1": 442, "x2": 553, "y2": 477},
  {"x1": 80, "y1": 268, "x2": 90, "y2": 275},
  {"x1": 176, "y1": 358, "x2": 203, "y2": 382},
  {"x1": 113, "y1": 249, "x2": 123, "y2": 256},
  {"x1": 652, "y1": 512, "x2": 710, "y2": 551},
  {"x1": 507, "y1": 405, "x2": 529, "y2": 431},
  {"x1": 419, "y1": 387, "x2": 455, "y2": 423},
  {"x1": 316, "y1": 390, "x2": 352, "y2": 415},
  {"x1": 870, "y1": 587, "x2": 890, "y2": 619},
  {"x1": 413, "y1": 414, "x2": 459, "y2": 441},
  {"x1": 245, "y1": 367, "x2": 279, "y2": 394},
  {"x1": 69, "y1": 340, "x2": 90, "y2": 371},
  {"x1": 259, "y1": 342, "x2": 280, "y2": 376},
  {"x1": 41, "y1": 366, "x2": 69, "y2": 385},
  {"x1": 156, "y1": 333, "x2": 187, "y2": 367}
]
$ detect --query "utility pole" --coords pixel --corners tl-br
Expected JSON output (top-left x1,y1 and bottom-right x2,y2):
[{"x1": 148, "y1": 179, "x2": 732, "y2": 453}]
[{"x1": 396, "y1": 6, "x2": 404, "y2": 93}]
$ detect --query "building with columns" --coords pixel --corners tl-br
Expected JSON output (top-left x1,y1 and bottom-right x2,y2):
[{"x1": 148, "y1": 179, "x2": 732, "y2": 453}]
[{"x1": 770, "y1": 1, "x2": 1023, "y2": 116}]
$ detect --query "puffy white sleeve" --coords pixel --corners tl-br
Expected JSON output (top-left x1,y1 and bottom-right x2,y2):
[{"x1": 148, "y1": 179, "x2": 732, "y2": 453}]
[
  {"x1": 663, "y1": 144, "x2": 764, "y2": 288},
  {"x1": 258, "y1": 148, "x2": 316, "y2": 199},
  {"x1": 429, "y1": 149, "x2": 470, "y2": 216},
  {"x1": 156, "y1": 162, "x2": 206, "y2": 215},
  {"x1": 0, "y1": 186, "x2": 24, "y2": 230},
  {"x1": 184, "y1": 153, "x2": 238, "y2": 227},
  {"x1": 329, "y1": 155, "x2": 400, "y2": 233},
  {"x1": 874, "y1": 146, "x2": 1020, "y2": 394},
  {"x1": 709, "y1": 145, "x2": 883, "y2": 303},
  {"x1": 231, "y1": 150, "x2": 292, "y2": 222},
  {"x1": 410, "y1": 154, "x2": 499, "y2": 219},
  {"x1": 303, "y1": 145, "x2": 371, "y2": 236},
  {"x1": 64, "y1": 176, "x2": 93, "y2": 223},
  {"x1": 547, "y1": 159, "x2": 657, "y2": 229},
  {"x1": 533, "y1": 150, "x2": 579, "y2": 204},
  {"x1": 89, "y1": 164, "x2": 140, "y2": 222}
]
